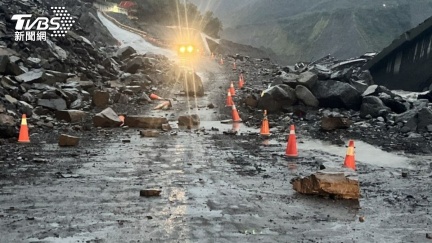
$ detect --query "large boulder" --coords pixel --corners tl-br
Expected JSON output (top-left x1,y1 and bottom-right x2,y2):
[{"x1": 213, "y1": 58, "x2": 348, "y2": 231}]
[
  {"x1": 116, "y1": 46, "x2": 136, "y2": 61},
  {"x1": 380, "y1": 94, "x2": 408, "y2": 114},
  {"x1": 295, "y1": 85, "x2": 319, "y2": 107},
  {"x1": 360, "y1": 96, "x2": 390, "y2": 118},
  {"x1": 257, "y1": 84, "x2": 297, "y2": 112},
  {"x1": 37, "y1": 98, "x2": 67, "y2": 111},
  {"x1": 291, "y1": 169, "x2": 360, "y2": 200},
  {"x1": 92, "y1": 107, "x2": 122, "y2": 127},
  {"x1": 311, "y1": 80, "x2": 362, "y2": 110},
  {"x1": 418, "y1": 91, "x2": 432, "y2": 102},
  {"x1": 123, "y1": 56, "x2": 144, "y2": 74},
  {"x1": 321, "y1": 117, "x2": 351, "y2": 131},
  {"x1": 417, "y1": 108, "x2": 432, "y2": 132},
  {"x1": 55, "y1": 110, "x2": 88, "y2": 123},
  {"x1": 124, "y1": 116, "x2": 168, "y2": 129},
  {"x1": 0, "y1": 113, "x2": 18, "y2": 138},
  {"x1": 182, "y1": 70, "x2": 204, "y2": 97},
  {"x1": 178, "y1": 115, "x2": 200, "y2": 127}
]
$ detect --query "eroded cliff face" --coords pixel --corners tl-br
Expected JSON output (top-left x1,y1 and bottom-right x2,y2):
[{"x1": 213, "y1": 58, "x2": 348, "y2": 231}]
[{"x1": 190, "y1": 0, "x2": 432, "y2": 63}]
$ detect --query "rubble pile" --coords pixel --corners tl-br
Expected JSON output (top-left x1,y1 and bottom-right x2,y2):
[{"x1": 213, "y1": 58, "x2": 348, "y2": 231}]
[
  {"x1": 232, "y1": 54, "x2": 432, "y2": 153},
  {"x1": 0, "y1": 0, "x2": 181, "y2": 140}
]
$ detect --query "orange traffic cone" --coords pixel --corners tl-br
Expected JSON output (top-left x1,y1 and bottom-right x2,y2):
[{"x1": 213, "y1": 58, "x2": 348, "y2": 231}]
[
  {"x1": 226, "y1": 89, "x2": 234, "y2": 106},
  {"x1": 238, "y1": 75, "x2": 244, "y2": 89},
  {"x1": 18, "y1": 114, "x2": 30, "y2": 143},
  {"x1": 260, "y1": 110, "x2": 270, "y2": 136},
  {"x1": 150, "y1": 93, "x2": 163, "y2": 100},
  {"x1": 285, "y1": 125, "x2": 298, "y2": 157},
  {"x1": 233, "y1": 61, "x2": 237, "y2": 70},
  {"x1": 232, "y1": 104, "x2": 242, "y2": 122},
  {"x1": 343, "y1": 140, "x2": 356, "y2": 170},
  {"x1": 229, "y1": 82, "x2": 236, "y2": 96}
]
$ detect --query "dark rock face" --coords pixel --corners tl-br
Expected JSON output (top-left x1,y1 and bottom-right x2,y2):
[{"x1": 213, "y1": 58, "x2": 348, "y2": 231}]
[
  {"x1": 311, "y1": 80, "x2": 362, "y2": 110},
  {"x1": 360, "y1": 96, "x2": 390, "y2": 118},
  {"x1": 258, "y1": 84, "x2": 297, "y2": 112}
]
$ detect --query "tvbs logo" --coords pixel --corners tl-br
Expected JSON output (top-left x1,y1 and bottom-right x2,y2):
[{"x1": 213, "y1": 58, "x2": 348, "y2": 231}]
[{"x1": 11, "y1": 7, "x2": 75, "y2": 41}]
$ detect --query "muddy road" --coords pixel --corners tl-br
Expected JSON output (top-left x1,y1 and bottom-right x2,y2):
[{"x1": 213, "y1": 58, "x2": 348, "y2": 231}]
[{"x1": 1, "y1": 12, "x2": 431, "y2": 243}]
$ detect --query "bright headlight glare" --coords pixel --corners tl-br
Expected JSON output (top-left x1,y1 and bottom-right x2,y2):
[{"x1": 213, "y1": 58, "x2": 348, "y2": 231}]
[
  {"x1": 179, "y1": 46, "x2": 186, "y2": 53},
  {"x1": 187, "y1": 45, "x2": 194, "y2": 53}
]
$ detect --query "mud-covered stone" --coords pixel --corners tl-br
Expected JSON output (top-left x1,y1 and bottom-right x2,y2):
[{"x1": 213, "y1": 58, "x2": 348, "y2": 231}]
[
  {"x1": 93, "y1": 107, "x2": 122, "y2": 127},
  {"x1": 55, "y1": 110, "x2": 88, "y2": 123},
  {"x1": 321, "y1": 117, "x2": 351, "y2": 131},
  {"x1": 178, "y1": 114, "x2": 200, "y2": 126},
  {"x1": 140, "y1": 189, "x2": 161, "y2": 197},
  {"x1": 139, "y1": 130, "x2": 160, "y2": 137},
  {"x1": 291, "y1": 169, "x2": 360, "y2": 200},
  {"x1": 297, "y1": 71, "x2": 318, "y2": 89},
  {"x1": 124, "y1": 116, "x2": 168, "y2": 129},
  {"x1": 58, "y1": 134, "x2": 80, "y2": 147}
]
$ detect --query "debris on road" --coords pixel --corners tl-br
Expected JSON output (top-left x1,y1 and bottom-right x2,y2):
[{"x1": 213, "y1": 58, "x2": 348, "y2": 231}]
[
  {"x1": 291, "y1": 169, "x2": 360, "y2": 200},
  {"x1": 58, "y1": 134, "x2": 80, "y2": 147},
  {"x1": 124, "y1": 116, "x2": 168, "y2": 129},
  {"x1": 93, "y1": 108, "x2": 122, "y2": 127},
  {"x1": 178, "y1": 114, "x2": 200, "y2": 127},
  {"x1": 140, "y1": 130, "x2": 160, "y2": 137},
  {"x1": 140, "y1": 189, "x2": 162, "y2": 197}
]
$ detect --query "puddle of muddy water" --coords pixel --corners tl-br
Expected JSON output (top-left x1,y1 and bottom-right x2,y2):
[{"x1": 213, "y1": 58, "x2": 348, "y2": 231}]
[{"x1": 260, "y1": 138, "x2": 414, "y2": 169}]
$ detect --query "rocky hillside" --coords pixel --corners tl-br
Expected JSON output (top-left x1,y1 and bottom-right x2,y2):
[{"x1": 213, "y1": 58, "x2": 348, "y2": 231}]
[
  {"x1": 190, "y1": 0, "x2": 432, "y2": 64},
  {"x1": 0, "y1": 0, "x2": 185, "y2": 140}
]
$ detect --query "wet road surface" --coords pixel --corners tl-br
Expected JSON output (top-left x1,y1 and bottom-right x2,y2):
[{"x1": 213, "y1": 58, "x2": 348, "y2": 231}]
[{"x1": 0, "y1": 11, "x2": 431, "y2": 243}]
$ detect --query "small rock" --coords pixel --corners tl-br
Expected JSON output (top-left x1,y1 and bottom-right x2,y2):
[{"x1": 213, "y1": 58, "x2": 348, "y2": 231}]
[
  {"x1": 178, "y1": 114, "x2": 200, "y2": 126},
  {"x1": 93, "y1": 108, "x2": 122, "y2": 127},
  {"x1": 321, "y1": 117, "x2": 351, "y2": 131},
  {"x1": 161, "y1": 123, "x2": 172, "y2": 131},
  {"x1": 207, "y1": 103, "x2": 215, "y2": 109},
  {"x1": 122, "y1": 139, "x2": 131, "y2": 143},
  {"x1": 402, "y1": 171, "x2": 408, "y2": 178},
  {"x1": 359, "y1": 216, "x2": 365, "y2": 222},
  {"x1": 140, "y1": 189, "x2": 161, "y2": 197},
  {"x1": 58, "y1": 134, "x2": 80, "y2": 147},
  {"x1": 426, "y1": 233, "x2": 432, "y2": 239},
  {"x1": 140, "y1": 130, "x2": 160, "y2": 137}
]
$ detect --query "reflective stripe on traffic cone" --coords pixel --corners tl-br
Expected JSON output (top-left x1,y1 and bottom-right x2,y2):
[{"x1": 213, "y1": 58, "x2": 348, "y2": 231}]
[
  {"x1": 229, "y1": 82, "x2": 236, "y2": 96},
  {"x1": 150, "y1": 93, "x2": 163, "y2": 100},
  {"x1": 18, "y1": 114, "x2": 30, "y2": 143},
  {"x1": 226, "y1": 89, "x2": 234, "y2": 106},
  {"x1": 232, "y1": 104, "x2": 242, "y2": 122},
  {"x1": 285, "y1": 125, "x2": 298, "y2": 157},
  {"x1": 260, "y1": 110, "x2": 270, "y2": 136},
  {"x1": 343, "y1": 140, "x2": 356, "y2": 170}
]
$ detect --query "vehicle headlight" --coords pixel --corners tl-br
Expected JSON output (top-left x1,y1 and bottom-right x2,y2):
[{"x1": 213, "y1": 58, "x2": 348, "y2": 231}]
[
  {"x1": 187, "y1": 45, "x2": 194, "y2": 53},
  {"x1": 179, "y1": 46, "x2": 186, "y2": 53}
]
